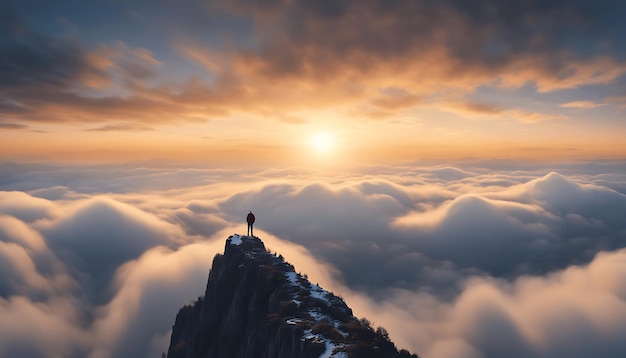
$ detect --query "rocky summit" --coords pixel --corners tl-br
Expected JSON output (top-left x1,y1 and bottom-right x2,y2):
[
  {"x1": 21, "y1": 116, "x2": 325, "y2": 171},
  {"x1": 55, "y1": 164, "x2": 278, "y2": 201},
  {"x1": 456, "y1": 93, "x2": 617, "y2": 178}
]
[{"x1": 167, "y1": 235, "x2": 419, "y2": 358}]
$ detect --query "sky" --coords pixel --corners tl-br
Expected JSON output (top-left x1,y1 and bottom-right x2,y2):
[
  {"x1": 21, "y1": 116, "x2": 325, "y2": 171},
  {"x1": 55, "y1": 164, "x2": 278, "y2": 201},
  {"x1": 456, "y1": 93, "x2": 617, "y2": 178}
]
[
  {"x1": 2, "y1": 1, "x2": 626, "y2": 358},
  {"x1": 2, "y1": 0, "x2": 626, "y2": 163}
]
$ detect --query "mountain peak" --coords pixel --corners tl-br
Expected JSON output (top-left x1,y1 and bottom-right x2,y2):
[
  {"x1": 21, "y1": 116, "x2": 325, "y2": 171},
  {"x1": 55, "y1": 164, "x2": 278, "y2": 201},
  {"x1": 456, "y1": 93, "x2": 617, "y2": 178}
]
[
  {"x1": 228, "y1": 234, "x2": 353, "y2": 317},
  {"x1": 224, "y1": 234, "x2": 266, "y2": 254},
  {"x1": 167, "y1": 235, "x2": 418, "y2": 358}
]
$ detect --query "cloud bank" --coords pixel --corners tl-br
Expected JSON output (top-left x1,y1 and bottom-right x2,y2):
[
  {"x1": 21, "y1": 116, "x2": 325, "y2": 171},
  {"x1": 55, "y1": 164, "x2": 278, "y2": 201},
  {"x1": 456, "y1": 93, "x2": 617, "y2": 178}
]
[{"x1": 0, "y1": 161, "x2": 626, "y2": 357}]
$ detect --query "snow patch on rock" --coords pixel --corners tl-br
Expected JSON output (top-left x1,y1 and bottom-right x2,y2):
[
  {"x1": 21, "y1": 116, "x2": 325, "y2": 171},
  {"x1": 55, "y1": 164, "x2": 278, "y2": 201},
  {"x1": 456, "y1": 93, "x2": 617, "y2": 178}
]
[{"x1": 229, "y1": 234, "x2": 242, "y2": 245}]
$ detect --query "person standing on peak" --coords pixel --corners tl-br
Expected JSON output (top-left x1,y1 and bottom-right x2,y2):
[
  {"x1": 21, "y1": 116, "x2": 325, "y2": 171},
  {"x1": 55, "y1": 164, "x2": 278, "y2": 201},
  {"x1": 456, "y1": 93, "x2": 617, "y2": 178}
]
[{"x1": 246, "y1": 211, "x2": 255, "y2": 237}]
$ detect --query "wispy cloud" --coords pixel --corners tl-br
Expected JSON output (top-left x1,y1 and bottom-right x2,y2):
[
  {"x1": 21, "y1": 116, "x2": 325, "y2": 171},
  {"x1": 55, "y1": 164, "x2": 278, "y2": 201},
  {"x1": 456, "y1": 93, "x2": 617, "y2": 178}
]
[
  {"x1": 446, "y1": 102, "x2": 568, "y2": 123},
  {"x1": 455, "y1": 102, "x2": 504, "y2": 115},
  {"x1": 0, "y1": 121, "x2": 27, "y2": 129},
  {"x1": 85, "y1": 123, "x2": 154, "y2": 132},
  {"x1": 560, "y1": 101, "x2": 606, "y2": 109}
]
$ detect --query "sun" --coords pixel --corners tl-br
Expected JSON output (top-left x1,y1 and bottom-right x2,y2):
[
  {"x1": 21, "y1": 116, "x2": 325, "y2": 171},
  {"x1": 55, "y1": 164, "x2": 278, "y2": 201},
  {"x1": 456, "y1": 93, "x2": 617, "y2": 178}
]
[{"x1": 310, "y1": 132, "x2": 335, "y2": 154}]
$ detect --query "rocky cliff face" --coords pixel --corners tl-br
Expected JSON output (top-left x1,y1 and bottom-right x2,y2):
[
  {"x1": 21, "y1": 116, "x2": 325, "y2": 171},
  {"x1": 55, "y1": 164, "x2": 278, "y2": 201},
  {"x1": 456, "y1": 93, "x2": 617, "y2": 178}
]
[{"x1": 167, "y1": 235, "x2": 419, "y2": 358}]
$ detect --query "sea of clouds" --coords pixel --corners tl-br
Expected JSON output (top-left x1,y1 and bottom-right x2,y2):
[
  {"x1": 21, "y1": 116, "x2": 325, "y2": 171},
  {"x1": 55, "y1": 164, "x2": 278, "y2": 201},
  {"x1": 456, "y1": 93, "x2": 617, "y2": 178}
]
[{"x1": 1, "y1": 160, "x2": 626, "y2": 358}]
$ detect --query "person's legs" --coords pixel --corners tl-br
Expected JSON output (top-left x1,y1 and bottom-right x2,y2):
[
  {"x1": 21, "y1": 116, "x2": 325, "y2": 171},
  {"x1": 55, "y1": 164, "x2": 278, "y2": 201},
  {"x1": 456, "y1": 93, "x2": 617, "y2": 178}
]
[
  {"x1": 251, "y1": 225, "x2": 254, "y2": 237},
  {"x1": 247, "y1": 223, "x2": 250, "y2": 236}
]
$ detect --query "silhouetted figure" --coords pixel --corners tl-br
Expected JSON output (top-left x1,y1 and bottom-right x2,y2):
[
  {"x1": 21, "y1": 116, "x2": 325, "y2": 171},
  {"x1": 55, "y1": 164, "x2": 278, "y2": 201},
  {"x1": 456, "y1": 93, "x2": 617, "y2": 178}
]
[{"x1": 247, "y1": 211, "x2": 255, "y2": 236}]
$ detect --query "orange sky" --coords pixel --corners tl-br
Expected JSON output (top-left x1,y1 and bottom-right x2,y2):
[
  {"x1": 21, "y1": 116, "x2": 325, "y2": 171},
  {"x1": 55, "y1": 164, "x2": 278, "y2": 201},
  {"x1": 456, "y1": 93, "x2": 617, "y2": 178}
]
[{"x1": 2, "y1": 0, "x2": 626, "y2": 165}]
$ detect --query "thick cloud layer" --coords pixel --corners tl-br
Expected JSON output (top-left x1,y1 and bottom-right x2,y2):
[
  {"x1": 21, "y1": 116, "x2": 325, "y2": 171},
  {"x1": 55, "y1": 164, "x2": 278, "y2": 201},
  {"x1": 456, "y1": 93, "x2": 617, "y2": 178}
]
[
  {"x1": 0, "y1": 161, "x2": 626, "y2": 357},
  {"x1": 2, "y1": 0, "x2": 626, "y2": 127},
  {"x1": 352, "y1": 249, "x2": 626, "y2": 358}
]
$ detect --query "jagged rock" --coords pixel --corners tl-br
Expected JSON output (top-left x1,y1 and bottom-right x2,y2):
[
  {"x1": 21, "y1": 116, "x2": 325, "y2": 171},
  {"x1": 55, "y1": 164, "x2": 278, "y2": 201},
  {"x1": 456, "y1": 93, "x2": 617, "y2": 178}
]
[{"x1": 167, "y1": 235, "x2": 419, "y2": 358}]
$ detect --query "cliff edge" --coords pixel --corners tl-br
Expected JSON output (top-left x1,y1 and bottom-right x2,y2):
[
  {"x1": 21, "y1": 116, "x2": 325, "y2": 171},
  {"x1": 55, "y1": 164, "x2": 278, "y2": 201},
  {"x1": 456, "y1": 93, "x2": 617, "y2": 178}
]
[{"x1": 167, "y1": 235, "x2": 419, "y2": 358}]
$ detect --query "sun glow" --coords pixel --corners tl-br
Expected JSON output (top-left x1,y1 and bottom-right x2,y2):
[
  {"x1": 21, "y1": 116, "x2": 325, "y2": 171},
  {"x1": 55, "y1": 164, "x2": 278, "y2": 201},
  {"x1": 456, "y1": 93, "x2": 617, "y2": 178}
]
[{"x1": 310, "y1": 132, "x2": 335, "y2": 154}]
